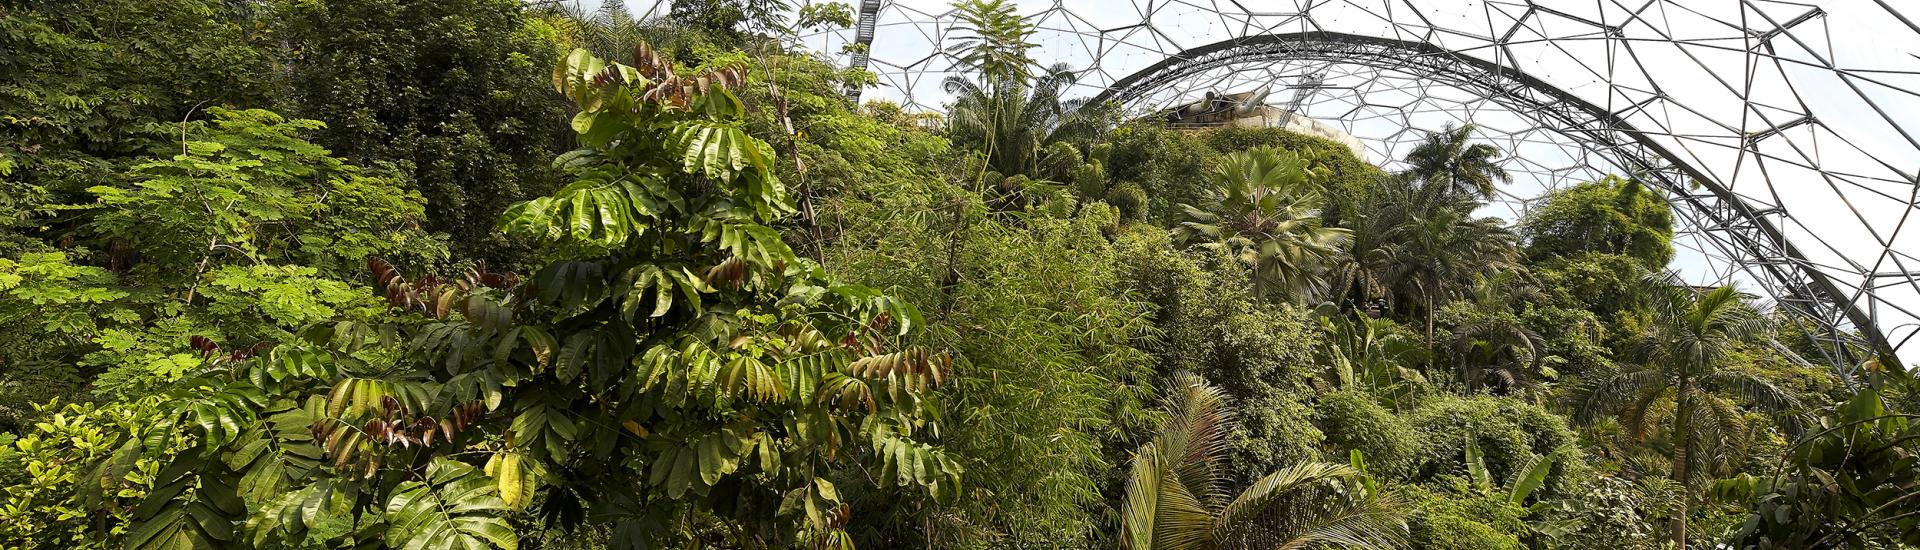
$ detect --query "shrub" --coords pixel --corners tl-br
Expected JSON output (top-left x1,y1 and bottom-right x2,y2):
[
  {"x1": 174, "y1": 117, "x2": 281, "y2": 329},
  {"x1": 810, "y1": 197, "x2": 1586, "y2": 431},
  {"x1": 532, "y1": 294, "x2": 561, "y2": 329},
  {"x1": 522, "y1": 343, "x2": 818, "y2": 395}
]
[
  {"x1": 1544, "y1": 475, "x2": 1661, "y2": 549},
  {"x1": 1314, "y1": 390, "x2": 1418, "y2": 478},
  {"x1": 1072, "y1": 161, "x2": 1109, "y2": 198},
  {"x1": 1103, "y1": 123, "x2": 1219, "y2": 221},
  {"x1": 1408, "y1": 394, "x2": 1586, "y2": 498},
  {"x1": 1534, "y1": 251, "x2": 1649, "y2": 317},
  {"x1": 1416, "y1": 511, "x2": 1523, "y2": 550},
  {"x1": 1228, "y1": 391, "x2": 1325, "y2": 485},
  {"x1": 1406, "y1": 485, "x2": 1527, "y2": 550},
  {"x1": 1105, "y1": 181, "x2": 1147, "y2": 221},
  {"x1": 1114, "y1": 234, "x2": 1325, "y2": 484},
  {"x1": 1087, "y1": 142, "x2": 1113, "y2": 165}
]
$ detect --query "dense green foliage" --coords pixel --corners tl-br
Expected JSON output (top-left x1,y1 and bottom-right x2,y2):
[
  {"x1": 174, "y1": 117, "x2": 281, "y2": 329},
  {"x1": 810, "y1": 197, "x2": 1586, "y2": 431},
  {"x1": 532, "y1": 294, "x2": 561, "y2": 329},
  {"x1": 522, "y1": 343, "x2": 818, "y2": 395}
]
[
  {"x1": 3, "y1": 1, "x2": 1915, "y2": 549},
  {"x1": 1719, "y1": 365, "x2": 1920, "y2": 547},
  {"x1": 278, "y1": 0, "x2": 574, "y2": 264},
  {"x1": 1120, "y1": 373, "x2": 1405, "y2": 550},
  {"x1": 1, "y1": 0, "x2": 273, "y2": 246},
  {"x1": 1522, "y1": 175, "x2": 1675, "y2": 269},
  {"x1": 1174, "y1": 146, "x2": 1350, "y2": 302}
]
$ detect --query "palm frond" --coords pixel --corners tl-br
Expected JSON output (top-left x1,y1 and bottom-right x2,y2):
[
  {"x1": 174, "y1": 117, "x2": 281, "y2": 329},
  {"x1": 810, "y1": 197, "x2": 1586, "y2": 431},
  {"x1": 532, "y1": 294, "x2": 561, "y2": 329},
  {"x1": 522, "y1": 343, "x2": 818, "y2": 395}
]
[
  {"x1": 1698, "y1": 370, "x2": 1806, "y2": 435},
  {"x1": 1216, "y1": 462, "x2": 1359, "y2": 529},
  {"x1": 1122, "y1": 375, "x2": 1409, "y2": 549},
  {"x1": 1268, "y1": 488, "x2": 1409, "y2": 550},
  {"x1": 1155, "y1": 461, "x2": 1217, "y2": 550},
  {"x1": 1573, "y1": 365, "x2": 1668, "y2": 426},
  {"x1": 1121, "y1": 444, "x2": 1166, "y2": 550},
  {"x1": 1157, "y1": 372, "x2": 1233, "y2": 506},
  {"x1": 1619, "y1": 383, "x2": 1675, "y2": 442}
]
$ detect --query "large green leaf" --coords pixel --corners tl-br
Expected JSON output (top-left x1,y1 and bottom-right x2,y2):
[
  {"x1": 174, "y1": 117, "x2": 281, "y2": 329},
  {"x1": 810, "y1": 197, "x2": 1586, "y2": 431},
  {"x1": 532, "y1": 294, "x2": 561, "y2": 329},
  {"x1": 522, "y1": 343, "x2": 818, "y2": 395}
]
[
  {"x1": 508, "y1": 395, "x2": 578, "y2": 463},
  {"x1": 385, "y1": 458, "x2": 517, "y2": 550},
  {"x1": 127, "y1": 452, "x2": 247, "y2": 550},
  {"x1": 1465, "y1": 437, "x2": 1492, "y2": 495},
  {"x1": 227, "y1": 400, "x2": 322, "y2": 505},
  {"x1": 242, "y1": 478, "x2": 349, "y2": 547},
  {"x1": 1506, "y1": 453, "x2": 1555, "y2": 506}
]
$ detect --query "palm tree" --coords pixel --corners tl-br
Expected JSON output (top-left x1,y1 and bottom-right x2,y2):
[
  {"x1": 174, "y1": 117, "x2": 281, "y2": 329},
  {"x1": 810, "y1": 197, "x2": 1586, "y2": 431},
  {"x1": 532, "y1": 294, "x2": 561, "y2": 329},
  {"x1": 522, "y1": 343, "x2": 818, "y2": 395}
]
[
  {"x1": 1404, "y1": 123, "x2": 1511, "y2": 201},
  {"x1": 1449, "y1": 273, "x2": 1550, "y2": 398},
  {"x1": 1328, "y1": 174, "x2": 1406, "y2": 312},
  {"x1": 1121, "y1": 373, "x2": 1408, "y2": 550},
  {"x1": 535, "y1": 1, "x2": 654, "y2": 61},
  {"x1": 1575, "y1": 278, "x2": 1806, "y2": 549},
  {"x1": 943, "y1": 63, "x2": 1082, "y2": 177},
  {"x1": 1359, "y1": 176, "x2": 1520, "y2": 355},
  {"x1": 1176, "y1": 147, "x2": 1353, "y2": 303}
]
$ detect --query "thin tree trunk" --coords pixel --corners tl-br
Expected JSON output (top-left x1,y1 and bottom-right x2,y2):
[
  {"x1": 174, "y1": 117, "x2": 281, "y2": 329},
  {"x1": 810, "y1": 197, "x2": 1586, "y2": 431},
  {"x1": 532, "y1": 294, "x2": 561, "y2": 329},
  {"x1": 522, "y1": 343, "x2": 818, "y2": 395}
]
[
  {"x1": 1669, "y1": 373, "x2": 1693, "y2": 549},
  {"x1": 761, "y1": 60, "x2": 824, "y2": 264},
  {"x1": 1425, "y1": 292, "x2": 1435, "y2": 365},
  {"x1": 935, "y1": 203, "x2": 966, "y2": 322}
]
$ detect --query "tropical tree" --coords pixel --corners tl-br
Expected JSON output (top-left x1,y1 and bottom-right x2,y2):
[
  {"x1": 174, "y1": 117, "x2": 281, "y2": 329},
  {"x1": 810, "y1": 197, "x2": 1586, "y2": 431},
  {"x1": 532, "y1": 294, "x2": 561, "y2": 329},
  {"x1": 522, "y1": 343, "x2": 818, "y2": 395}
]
[
  {"x1": 1447, "y1": 273, "x2": 1552, "y2": 399},
  {"x1": 1404, "y1": 123, "x2": 1510, "y2": 201},
  {"x1": 541, "y1": 0, "x2": 850, "y2": 60},
  {"x1": 1176, "y1": 147, "x2": 1352, "y2": 303},
  {"x1": 945, "y1": 0, "x2": 1037, "y2": 89},
  {"x1": 663, "y1": 0, "x2": 804, "y2": 47},
  {"x1": 1318, "y1": 311, "x2": 1427, "y2": 399},
  {"x1": 278, "y1": 0, "x2": 574, "y2": 265},
  {"x1": 0, "y1": 0, "x2": 274, "y2": 252},
  {"x1": 1521, "y1": 175, "x2": 1674, "y2": 269},
  {"x1": 1575, "y1": 278, "x2": 1807, "y2": 549},
  {"x1": 1328, "y1": 174, "x2": 1406, "y2": 311},
  {"x1": 537, "y1": 0, "x2": 655, "y2": 61},
  {"x1": 943, "y1": 63, "x2": 1079, "y2": 178},
  {"x1": 942, "y1": 0, "x2": 1116, "y2": 184},
  {"x1": 1119, "y1": 372, "x2": 1407, "y2": 550},
  {"x1": 0, "y1": 45, "x2": 962, "y2": 550},
  {"x1": 1360, "y1": 176, "x2": 1519, "y2": 354}
]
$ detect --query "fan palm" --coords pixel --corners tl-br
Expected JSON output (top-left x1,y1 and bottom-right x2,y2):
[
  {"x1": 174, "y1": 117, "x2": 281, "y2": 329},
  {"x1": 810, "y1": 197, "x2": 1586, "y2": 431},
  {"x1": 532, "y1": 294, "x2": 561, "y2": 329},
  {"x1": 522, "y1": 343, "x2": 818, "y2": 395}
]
[
  {"x1": 1120, "y1": 373, "x2": 1408, "y2": 550},
  {"x1": 1404, "y1": 123, "x2": 1511, "y2": 201},
  {"x1": 1176, "y1": 147, "x2": 1352, "y2": 303},
  {"x1": 1575, "y1": 278, "x2": 1806, "y2": 549}
]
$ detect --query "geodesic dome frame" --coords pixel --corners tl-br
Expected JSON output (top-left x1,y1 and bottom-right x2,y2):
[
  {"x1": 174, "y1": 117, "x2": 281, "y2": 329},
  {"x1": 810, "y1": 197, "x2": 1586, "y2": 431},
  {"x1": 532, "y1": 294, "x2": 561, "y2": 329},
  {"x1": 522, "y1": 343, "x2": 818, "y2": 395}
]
[
  {"x1": 1081, "y1": 29, "x2": 1886, "y2": 372},
  {"x1": 784, "y1": 0, "x2": 1920, "y2": 374}
]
